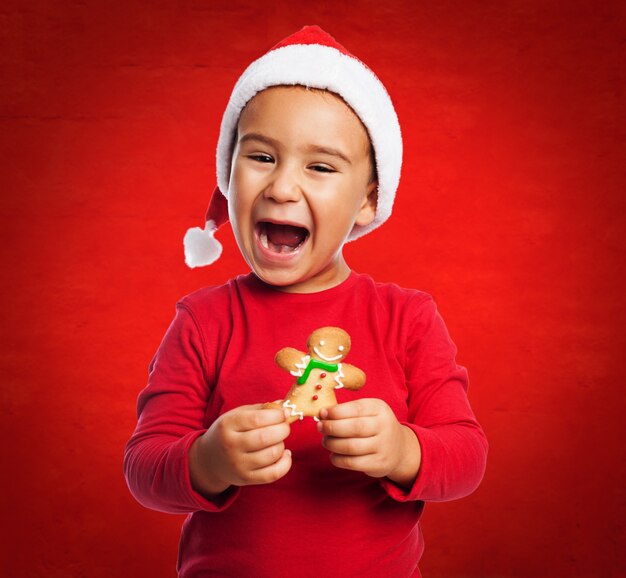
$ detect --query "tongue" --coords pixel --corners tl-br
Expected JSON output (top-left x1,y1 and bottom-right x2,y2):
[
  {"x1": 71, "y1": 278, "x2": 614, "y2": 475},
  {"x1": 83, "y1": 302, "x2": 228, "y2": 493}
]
[{"x1": 266, "y1": 223, "x2": 307, "y2": 248}]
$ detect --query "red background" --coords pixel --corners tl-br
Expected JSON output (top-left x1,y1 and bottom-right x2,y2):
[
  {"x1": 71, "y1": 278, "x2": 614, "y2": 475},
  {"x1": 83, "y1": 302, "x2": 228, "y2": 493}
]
[{"x1": 1, "y1": 1, "x2": 624, "y2": 577}]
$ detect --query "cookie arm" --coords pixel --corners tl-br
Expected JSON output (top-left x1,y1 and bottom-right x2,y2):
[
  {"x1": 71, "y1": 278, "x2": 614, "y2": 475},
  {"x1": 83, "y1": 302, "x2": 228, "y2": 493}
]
[
  {"x1": 338, "y1": 363, "x2": 366, "y2": 390},
  {"x1": 275, "y1": 347, "x2": 308, "y2": 373}
]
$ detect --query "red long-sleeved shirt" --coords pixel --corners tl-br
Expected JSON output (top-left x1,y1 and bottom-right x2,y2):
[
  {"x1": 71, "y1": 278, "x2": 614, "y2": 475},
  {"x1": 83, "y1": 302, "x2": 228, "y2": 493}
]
[{"x1": 124, "y1": 272, "x2": 487, "y2": 577}]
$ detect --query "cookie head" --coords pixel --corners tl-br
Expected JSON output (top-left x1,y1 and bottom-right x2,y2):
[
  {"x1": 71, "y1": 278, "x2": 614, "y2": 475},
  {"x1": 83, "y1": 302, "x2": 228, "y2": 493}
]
[{"x1": 307, "y1": 327, "x2": 351, "y2": 363}]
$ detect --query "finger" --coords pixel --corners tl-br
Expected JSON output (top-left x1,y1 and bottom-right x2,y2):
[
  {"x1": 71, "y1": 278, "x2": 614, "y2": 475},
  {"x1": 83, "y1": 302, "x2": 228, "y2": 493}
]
[
  {"x1": 246, "y1": 449, "x2": 293, "y2": 485},
  {"x1": 231, "y1": 405, "x2": 288, "y2": 432},
  {"x1": 316, "y1": 416, "x2": 378, "y2": 438},
  {"x1": 322, "y1": 399, "x2": 380, "y2": 421},
  {"x1": 328, "y1": 452, "x2": 375, "y2": 474},
  {"x1": 238, "y1": 421, "x2": 291, "y2": 452},
  {"x1": 322, "y1": 435, "x2": 376, "y2": 457},
  {"x1": 241, "y1": 442, "x2": 287, "y2": 470}
]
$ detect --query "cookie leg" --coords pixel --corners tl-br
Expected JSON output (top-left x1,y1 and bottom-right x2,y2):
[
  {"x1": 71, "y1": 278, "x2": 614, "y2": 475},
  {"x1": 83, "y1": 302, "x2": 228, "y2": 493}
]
[
  {"x1": 263, "y1": 399, "x2": 305, "y2": 424},
  {"x1": 262, "y1": 401, "x2": 284, "y2": 411}
]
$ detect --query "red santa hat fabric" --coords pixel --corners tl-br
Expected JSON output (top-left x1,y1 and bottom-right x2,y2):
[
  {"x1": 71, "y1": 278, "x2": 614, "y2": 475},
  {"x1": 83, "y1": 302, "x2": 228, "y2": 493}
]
[{"x1": 184, "y1": 25, "x2": 402, "y2": 268}]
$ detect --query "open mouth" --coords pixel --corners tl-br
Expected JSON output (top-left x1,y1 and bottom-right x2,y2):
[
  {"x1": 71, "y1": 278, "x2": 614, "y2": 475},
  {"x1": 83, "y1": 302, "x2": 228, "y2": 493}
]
[{"x1": 257, "y1": 221, "x2": 310, "y2": 254}]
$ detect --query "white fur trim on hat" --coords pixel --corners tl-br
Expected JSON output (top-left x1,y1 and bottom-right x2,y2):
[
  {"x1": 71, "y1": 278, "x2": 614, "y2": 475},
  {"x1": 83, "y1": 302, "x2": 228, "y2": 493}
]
[
  {"x1": 216, "y1": 42, "x2": 402, "y2": 241},
  {"x1": 183, "y1": 219, "x2": 222, "y2": 268}
]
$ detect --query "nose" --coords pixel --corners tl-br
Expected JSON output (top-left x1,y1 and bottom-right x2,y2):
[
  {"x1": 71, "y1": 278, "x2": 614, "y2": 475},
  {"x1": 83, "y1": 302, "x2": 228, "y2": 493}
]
[{"x1": 263, "y1": 163, "x2": 302, "y2": 203}]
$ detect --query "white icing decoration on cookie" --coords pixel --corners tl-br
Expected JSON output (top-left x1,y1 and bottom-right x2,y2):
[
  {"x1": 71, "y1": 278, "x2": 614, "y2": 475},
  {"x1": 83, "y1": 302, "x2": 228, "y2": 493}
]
[
  {"x1": 313, "y1": 347, "x2": 343, "y2": 362},
  {"x1": 290, "y1": 355, "x2": 311, "y2": 378},
  {"x1": 334, "y1": 363, "x2": 345, "y2": 389},
  {"x1": 283, "y1": 399, "x2": 304, "y2": 421}
]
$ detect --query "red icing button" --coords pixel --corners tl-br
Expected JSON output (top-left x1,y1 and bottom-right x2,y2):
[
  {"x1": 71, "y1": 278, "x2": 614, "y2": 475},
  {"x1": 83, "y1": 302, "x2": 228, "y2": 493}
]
[
  {"x1": 316, "y1": 384, "x2": 322, "y2": 390},
  {"x1": 312, "y1": 395, "x2": 319, "y2": 401},
  {"x1": 320, "y1": 372, "x2": 327, "y2": 378}
]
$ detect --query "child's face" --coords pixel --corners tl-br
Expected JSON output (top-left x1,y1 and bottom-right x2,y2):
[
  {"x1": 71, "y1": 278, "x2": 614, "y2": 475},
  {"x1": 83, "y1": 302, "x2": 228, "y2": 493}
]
[{"x1": 228, "y1": 86, "x2": 377, "y2": 293}]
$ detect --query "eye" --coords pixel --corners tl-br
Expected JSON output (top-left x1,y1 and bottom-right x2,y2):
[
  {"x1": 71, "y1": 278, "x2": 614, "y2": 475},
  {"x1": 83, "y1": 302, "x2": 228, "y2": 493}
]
[
  {"x1": 248, "y1": 154, "x2": 274, "y2": 163},
  {"x1": 338, "y1": 345, "x2": 344, "y2": 352},
  {"x1": 319, "y1": 340, "x2": 325, "y2": 346},
  {"x1": 309, "y1": 164, "x2": 336, "y2": 173}
]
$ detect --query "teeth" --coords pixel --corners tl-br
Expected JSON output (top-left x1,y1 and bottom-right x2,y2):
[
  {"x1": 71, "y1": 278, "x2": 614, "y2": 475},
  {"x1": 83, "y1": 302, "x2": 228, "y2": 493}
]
[
  {"x1": 271, "y1": 242, "x2": 294, "y2": 254},
  {"x1": 258, "y1": 223, "x2": 307, "y2": 254}
]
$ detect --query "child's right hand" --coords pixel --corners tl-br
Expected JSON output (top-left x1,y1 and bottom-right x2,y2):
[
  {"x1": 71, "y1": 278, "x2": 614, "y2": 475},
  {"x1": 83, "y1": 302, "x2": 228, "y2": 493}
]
[{"x1": 188, "y1": 404, "x2": 292, "y2": 498}]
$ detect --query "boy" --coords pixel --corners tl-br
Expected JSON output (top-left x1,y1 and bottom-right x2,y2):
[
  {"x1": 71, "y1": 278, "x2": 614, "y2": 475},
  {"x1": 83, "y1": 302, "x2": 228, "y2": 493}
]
[{"x1": 124, "y1": 26, "x2": 487, "y2": 578}]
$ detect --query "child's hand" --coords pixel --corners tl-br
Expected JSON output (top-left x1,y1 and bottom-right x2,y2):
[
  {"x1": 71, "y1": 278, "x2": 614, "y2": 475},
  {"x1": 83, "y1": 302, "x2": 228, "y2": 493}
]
[
  {"x1": 316, "y1": 398, "x2": 422, "y2": 488},
  {"x1": 189, "y1": 404, "x2": 292, "y2": 498}
]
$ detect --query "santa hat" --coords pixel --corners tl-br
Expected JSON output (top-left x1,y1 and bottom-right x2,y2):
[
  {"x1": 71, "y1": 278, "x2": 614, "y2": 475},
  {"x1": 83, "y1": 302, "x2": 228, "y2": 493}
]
[{"x1": 184, "y1": 25, "x2": 402, "y2": 268}]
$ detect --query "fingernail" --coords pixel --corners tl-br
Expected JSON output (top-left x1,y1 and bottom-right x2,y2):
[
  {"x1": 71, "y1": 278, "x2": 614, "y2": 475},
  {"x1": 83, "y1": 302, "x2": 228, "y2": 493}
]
[{"x1": 320, "y1": 408, "x2": 328, "y2": 419}]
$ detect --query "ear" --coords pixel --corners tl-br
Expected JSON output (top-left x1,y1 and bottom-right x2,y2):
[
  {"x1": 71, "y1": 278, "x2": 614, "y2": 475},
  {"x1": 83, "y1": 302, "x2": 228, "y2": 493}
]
[{"x1": 354, "y1": 180, "x2": 378, "y2": 227}]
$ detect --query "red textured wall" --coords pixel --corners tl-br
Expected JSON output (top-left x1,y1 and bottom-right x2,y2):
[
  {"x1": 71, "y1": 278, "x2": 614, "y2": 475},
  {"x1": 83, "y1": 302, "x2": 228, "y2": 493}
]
[{"x1": 1, "y1": 2, "x2": 624, "y2": 577}]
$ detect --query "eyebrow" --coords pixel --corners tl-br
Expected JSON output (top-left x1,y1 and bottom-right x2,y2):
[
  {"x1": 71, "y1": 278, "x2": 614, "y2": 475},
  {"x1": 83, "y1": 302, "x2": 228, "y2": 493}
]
[
  {"x1": 238, "y1": 133, "x2": 278, "y2": 148},
  {"x1": 306, "y1": 144, "x2": 351, "y2": 165},
  {"x1": 238, "y1": 132, "x2": 352, "y2": 164}
]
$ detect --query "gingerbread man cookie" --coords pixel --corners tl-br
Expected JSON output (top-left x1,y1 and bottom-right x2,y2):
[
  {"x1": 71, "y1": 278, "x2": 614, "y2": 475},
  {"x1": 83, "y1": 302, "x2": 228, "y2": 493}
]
[{"x1": 264, "y1": 327, "x2": 366, "y2": 423}]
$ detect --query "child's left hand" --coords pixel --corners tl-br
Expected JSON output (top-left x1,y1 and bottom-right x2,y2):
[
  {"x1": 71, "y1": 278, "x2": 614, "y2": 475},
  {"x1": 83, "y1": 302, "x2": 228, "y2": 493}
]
[{"x1": 316, "y1": 398, "x2": 422, "y2": 488}]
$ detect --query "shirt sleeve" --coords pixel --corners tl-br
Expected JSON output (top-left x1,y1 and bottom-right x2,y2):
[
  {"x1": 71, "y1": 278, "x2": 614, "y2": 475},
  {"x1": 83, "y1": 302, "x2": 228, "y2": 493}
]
[
  {"x1": 380, "y1": 296, "x2": 488, "y2": 502},
  {"x1": 123, "y1": 303, "x2": 239, "y2": 514}
]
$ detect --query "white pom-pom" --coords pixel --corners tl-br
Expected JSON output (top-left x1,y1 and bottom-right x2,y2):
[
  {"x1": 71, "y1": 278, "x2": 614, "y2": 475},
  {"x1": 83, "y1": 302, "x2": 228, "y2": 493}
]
[{"x1": 183, "y1": 220, "x2": 223, "y2": 268}]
